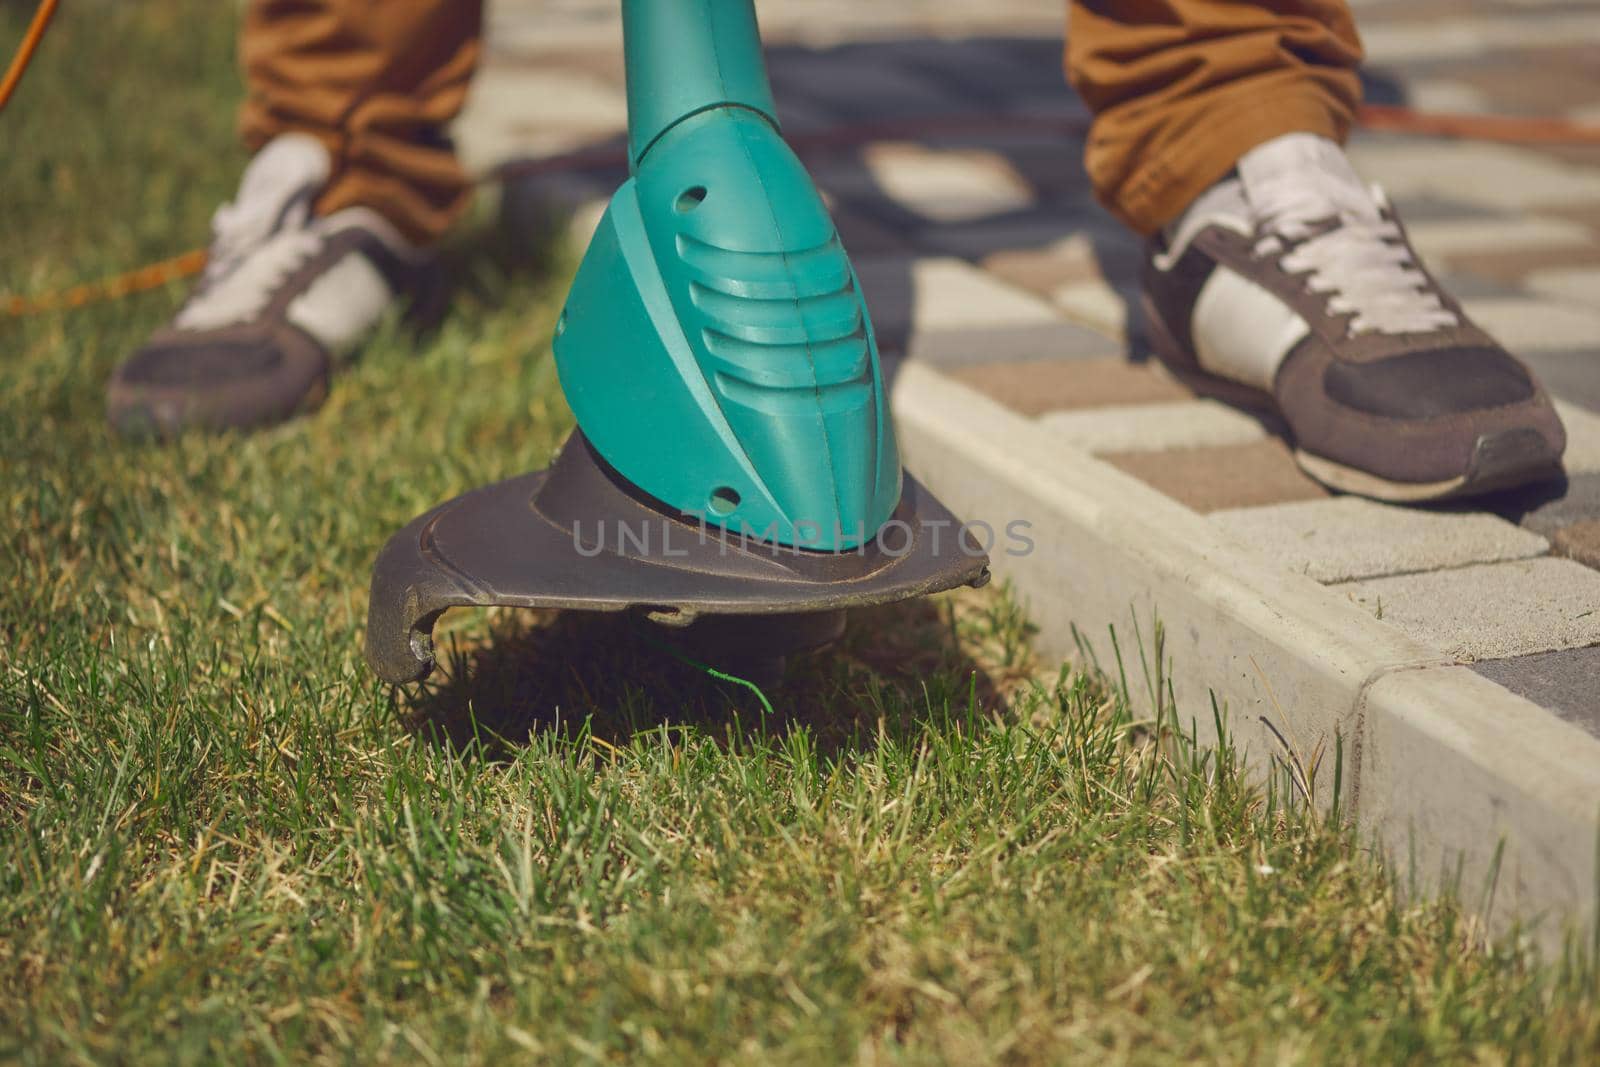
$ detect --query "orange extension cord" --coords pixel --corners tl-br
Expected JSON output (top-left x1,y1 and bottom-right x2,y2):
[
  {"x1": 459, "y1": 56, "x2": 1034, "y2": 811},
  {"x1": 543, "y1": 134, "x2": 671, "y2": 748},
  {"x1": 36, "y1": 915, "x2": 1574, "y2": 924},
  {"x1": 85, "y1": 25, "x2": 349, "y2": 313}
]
[
  {"x1": 0, "y1": 0, "x2": 55, "y2": 116},
  {"x1": 4, "y1": 0, "x2": 1600, "y2": 319}
]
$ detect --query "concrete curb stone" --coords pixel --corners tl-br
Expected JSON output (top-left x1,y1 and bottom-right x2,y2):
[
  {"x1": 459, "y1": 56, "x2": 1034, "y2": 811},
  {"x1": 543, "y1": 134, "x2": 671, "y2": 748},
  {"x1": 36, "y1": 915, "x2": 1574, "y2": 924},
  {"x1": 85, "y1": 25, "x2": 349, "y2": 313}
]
[{"x1": 891, "y1": 361, "x2": 1600, "y2": 952}]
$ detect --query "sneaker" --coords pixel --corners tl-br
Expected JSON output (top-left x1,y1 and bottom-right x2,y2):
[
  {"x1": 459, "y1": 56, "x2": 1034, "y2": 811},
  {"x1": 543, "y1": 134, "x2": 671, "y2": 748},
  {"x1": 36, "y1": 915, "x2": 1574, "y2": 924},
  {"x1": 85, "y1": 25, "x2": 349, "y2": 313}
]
[
  {"x1": 1141, "y1": 133, "x2": 1565, "y2": 502},
  {"x1": 107, "y1": 134, "x2": 434, "y2": 437}
]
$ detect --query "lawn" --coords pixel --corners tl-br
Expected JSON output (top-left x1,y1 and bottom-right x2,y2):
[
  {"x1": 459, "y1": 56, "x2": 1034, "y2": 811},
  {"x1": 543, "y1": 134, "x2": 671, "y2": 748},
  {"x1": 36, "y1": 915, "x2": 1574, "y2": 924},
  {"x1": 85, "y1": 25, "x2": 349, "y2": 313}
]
[{"x1": 2, "y1": 3, "x2": 1598, "y2": 1063}]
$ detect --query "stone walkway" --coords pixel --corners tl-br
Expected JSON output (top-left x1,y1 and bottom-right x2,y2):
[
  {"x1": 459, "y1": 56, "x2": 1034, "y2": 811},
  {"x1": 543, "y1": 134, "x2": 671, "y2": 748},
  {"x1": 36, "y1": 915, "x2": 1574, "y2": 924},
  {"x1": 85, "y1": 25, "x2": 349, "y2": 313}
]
[{"x1": 462, "y1": 0, "x2": 1600, "y2": 737}]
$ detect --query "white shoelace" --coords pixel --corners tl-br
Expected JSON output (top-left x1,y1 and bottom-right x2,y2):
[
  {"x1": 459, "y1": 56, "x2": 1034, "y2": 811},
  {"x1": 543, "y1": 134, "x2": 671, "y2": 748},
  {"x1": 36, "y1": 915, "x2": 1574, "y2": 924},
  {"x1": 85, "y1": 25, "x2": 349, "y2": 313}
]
[
  {"x1": 174, "y1": 226, "x2": 324, "y2": 332},
  {"x1": 173, "y1": 133, "x2": 331, "y2": 332},
  {"x1": 201, "y1": 188, "x2": 311, "y2": 286},
  {"x1": 1240, "y1": 134, "x2": 1459, "y2": 337}
]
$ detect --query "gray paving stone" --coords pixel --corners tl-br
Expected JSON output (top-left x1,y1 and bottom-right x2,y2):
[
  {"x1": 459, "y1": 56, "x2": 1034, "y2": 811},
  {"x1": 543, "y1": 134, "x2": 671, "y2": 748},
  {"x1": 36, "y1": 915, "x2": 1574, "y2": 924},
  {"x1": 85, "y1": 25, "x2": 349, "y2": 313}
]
[
  {"x1": 1475, "y1": 646, "x2": 1600, "y2": 739},
  {"x1": 1051, "y1": 279, "x2": 1143, "y2": 342},
  {"x1": 1212, "y1": 496, "x2": 1549, "y2": 583},
  {"x1": 1404, "y1": 215, "x2": 1596, "y2": 260},
  {"x1": 1554, "y1": 400, "x2": 1600, "y2": 474},
  {"x1": 1527, "y1": 266, "x2": 1600, "y2": 305},
  {"x1": 1434, "y1": 272, "x2": 1528, "y2": 302},
  {"x1": 901, "y1": 321, "x2": 1123, "y2": 367},
  {"x1": 453, "y1": 65, "x2": 626, "y2": 172},
  {"x1": 914, "y1": 204, "x2": 1120, "y2": 262},
  {"x1": 849, "y1": 144, "x2": 1036, "y2": 224},
  {"x1": 832, "y1": 207, "x2": 918, "y2": 256},
  {"x1": 1441, "y1": 40, "x2": 1600, "y2": 120},
  {"x1": 498, "y1": 171, "x2": 615, "y2": 246},
  {"x1": 1346, "y1": 140, "x2": 1600, "y2": 211},
  {"x1": 1333, "y1": 557, "x2": 1600, "y2": 661},
  {"x1": 1461, "y1": 298, "x2": 1600, "y2": 353},
  {"x1": 853, "y1": 255, "x2": 1062, "y2": 346},
  {"x1": 1403, "y1": 77, "x2": 1490, "y2": 114},
  {"x1": 1360, "y1": 12, "x2": 1600, "y2": 64},
  {"x1": 1445, "y1": 242, "x2": 1600, "y2": 289},
  {"x1": 848, "y1": 36, "x2": 1072, "y2": 108},
  {"x1": 1383, "y1": 195, "x2": 1509, "y2": 223},
  {"x1": 768, "y1": 53, "x2": 974, "y2": 122},
  {"x1": 1494, "y1": 471, "x2": 1600, "y2": 536},
  {"x1": 772, "y1": 94, "x2": 843, "y2": 136},
  {"x1": 757, "y1": 1, "x2": 1060, "y2": 41},
  {"x1": 1524, "y1": 350, "x2": 1600, "y2": 414},
  {"x1": 980, "y1": 236, "x2": 1144, "y2": 307},
  {"x1": 938, "y1": 132, "x2": 1090, "y2": 193}
]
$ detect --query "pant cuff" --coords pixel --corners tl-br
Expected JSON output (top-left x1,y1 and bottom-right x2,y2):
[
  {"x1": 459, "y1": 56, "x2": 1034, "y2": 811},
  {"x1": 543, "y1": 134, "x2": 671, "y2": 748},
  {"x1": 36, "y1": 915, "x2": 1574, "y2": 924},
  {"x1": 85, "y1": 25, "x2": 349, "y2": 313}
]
[{"x1": 1109, "y1": 90, "x2": 1354, "y2": 236}]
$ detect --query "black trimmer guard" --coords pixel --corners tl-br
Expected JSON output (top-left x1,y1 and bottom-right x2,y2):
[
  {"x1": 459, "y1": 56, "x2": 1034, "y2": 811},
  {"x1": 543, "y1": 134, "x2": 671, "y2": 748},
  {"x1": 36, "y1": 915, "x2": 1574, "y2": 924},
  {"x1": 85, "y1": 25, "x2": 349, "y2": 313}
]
[{"x1": 365, "y1": 432, "x2": 991, "y2": 685}]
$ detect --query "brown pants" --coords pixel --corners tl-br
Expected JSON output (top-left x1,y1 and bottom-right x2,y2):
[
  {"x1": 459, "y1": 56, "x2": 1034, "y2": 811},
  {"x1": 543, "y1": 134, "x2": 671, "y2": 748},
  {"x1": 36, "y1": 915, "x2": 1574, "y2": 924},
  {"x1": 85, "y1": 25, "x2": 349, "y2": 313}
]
[{"x1": 240, "y1": 0, "x2": 1362, "y2": 244}]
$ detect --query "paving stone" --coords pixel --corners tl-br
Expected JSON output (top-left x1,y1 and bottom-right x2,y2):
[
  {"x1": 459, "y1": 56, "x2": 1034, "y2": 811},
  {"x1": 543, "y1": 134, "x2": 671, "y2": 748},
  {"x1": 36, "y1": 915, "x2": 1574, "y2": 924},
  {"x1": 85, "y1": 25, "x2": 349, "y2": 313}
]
[
  {"x1": 1039, "y1": 400, "x2": 1272, "y2": 454},
  {"x1": 1051, "y1": 279, "x2": 1142, "y2": 342},
  {"x1": 1433, "y1": 272, "x2": 1529, "y2": 302},
  {"x1": 1359, "y1": 12, "x2": 1600, "y2": 64},
  {"x1": 906, "y1": 322, "x2": 1122, "y2": 369},
  {"x1": 453, "y1": 66, "x2": 627, "y2": 171},
  {"x1": 1526, "y1": 266, "x2": 1600, "y2": 305},
  {"x1": 916, "y1": 203, "x2": 1118, "y2": 262},
  {"x1": 1528, "y1": 143, "x2": 1600, "y2": 174},
  {"x1": 854, "y1": 143, "x2": 1035, "y2": 224},
  {"x1": 853, "y1": 255, "x2": 1063, "y2": 347},
  {"x1": 819, "y1": 143, "x2": 1041, "y2": 226},
  {"x1": 772, "y1": 93, "x2": 844, "y2": 136},
  {"x1": 832, "y1": 207, "x2": 917, "y2": 257},
  {"x1": 1554, "y1": 400, "x2": 1600, "y2": 474},
  {"x1": 768, "y1": 53, "x2": 972, "y2": 122},
  {"x1": 854, "y1": 36, "x2": 1072, "y2": 108},
  {"x1": 1333, "y1": 557, "x2": 1600, "y2": 661},
  {"x1": 1524, "y1": 350, "x2": 1600, "y2": 414},
  {"x1": 981, "y1": 231, "x2": 1144, "y2": 299},
  {"x1": 1402, "y1": 216, "x2": 1597, "y2": 262},
  {"x1": 483, "y1": 43, "x2": 625, "y2": 85},
  {"x1": 1542, "y1": 202, "x2": 1600, "y2": 235},
  {"x1": 1551, "y1": 519, "x2": 1600, "y2": 569},
  {"x1": 1100, "y1": 439, "x2": 1332, "y2": 513},
  {"x1": 1211, "y1": 496, "x2": 1549, "y2": 583},
  {"x1": 483, "y1": 2, "x2": 619, "y2": 52},
  {"x1": 1443, "y1": 44, "x2": 1600, "y2": 120},
  {"x1": 983, "y1": 246, "x2": 1103, "y2": 297},
  {"x1": 1346, "y1": 141, "x2": 1600, "y2": 212},
  {"x1": 757, "y1": 1, "x2": 1061, "y2": 42},
  {"x1": 1446, "y1": 244, "x2": 1600, "y2": 288},
  {"x1": 1474, "y1": 646, "x2": 1600, "y2": 740},
  {"x1": 1382, "y1": 195, "x2": 1508, "y2": 223},
  {"x1": 1460, "y1": 298, "x2": 1600, "y2": 352},
  {"x1": 949, "y1": 356, "x2": 1189, "y2": 414},
  {"x1": 1493, "y1": 471, "x2": 1600, "y2": 537},
  {"x1": 950, "y1": 133, "x2": 1089, "y2": 199},
  {"x1": 1404, "y1": 78, "x2": 1491, "y2": 114},
  {"x1": 498, "y1": 171, "x2": 614, "y2": 246}
]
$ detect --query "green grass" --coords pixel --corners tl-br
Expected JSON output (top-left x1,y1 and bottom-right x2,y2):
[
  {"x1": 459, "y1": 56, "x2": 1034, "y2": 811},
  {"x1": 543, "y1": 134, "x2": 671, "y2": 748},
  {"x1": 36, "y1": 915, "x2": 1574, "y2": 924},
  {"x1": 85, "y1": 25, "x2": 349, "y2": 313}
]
[{"x1": 3, "y1": 3, "x2": 1599, "y2": 1063}]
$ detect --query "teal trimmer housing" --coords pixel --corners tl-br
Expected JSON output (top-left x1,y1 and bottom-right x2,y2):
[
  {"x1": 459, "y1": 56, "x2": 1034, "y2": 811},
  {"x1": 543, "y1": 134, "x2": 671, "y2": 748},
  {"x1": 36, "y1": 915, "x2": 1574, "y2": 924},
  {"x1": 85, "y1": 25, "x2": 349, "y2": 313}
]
[
  {"x1": 557, "y1": 0, "x2": 897, "y2": 550},
  {"x1": 364, "y1": 0, "x2": 989, "y2": 685}
]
